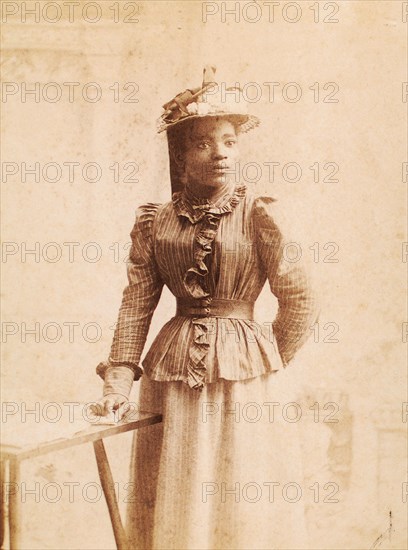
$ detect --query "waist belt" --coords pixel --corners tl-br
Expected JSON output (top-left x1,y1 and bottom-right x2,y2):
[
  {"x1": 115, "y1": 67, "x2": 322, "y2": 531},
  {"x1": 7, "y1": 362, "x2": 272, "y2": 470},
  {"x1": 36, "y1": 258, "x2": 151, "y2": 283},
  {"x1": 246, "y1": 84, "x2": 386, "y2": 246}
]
[{"x1": 176, "y1": 297, "x2": 255, "y2": 320}]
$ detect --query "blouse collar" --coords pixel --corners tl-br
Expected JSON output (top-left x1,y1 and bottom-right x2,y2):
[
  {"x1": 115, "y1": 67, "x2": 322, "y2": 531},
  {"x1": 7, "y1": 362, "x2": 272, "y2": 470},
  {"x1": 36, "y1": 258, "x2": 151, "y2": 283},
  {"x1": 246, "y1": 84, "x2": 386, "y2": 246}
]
[{"x1": 172, "y1": 183, "x2": 247, "y2": 224}]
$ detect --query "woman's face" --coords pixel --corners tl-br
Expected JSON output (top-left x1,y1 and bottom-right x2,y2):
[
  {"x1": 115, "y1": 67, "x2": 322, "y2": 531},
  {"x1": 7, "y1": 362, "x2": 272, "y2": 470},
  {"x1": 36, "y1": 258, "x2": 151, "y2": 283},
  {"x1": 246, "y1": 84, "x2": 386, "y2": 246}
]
[{"x1": 181, "y1": 118, "x2": 240, "y2": 188}]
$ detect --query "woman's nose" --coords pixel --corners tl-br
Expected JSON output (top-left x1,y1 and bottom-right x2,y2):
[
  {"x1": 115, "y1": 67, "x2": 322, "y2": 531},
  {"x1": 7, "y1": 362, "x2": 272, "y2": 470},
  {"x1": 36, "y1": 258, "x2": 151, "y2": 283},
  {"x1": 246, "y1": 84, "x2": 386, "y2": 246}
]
[{"x1": 211, "y1": 145, "x2": 227, "y2": 159}]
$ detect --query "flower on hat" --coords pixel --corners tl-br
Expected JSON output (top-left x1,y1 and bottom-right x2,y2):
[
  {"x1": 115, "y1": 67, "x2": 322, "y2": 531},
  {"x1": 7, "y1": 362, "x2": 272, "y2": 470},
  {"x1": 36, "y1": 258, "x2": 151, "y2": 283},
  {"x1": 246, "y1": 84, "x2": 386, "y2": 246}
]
[
  {"x1": 157, "y1": 67, "x2": 260, "y2": 133},
  {"x1": 186, "y1": 102, "x2": 199, "y2": 114},
  {"x1": 196, "y1": 102, "x2": 211, "y2": 115}
]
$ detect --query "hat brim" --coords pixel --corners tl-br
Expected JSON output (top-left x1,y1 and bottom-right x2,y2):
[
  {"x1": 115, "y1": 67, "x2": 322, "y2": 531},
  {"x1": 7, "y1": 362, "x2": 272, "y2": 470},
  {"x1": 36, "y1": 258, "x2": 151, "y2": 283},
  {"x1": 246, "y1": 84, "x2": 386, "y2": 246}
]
[{"x1": 159, "y1": 112, "x2": 260, "y2": 134}]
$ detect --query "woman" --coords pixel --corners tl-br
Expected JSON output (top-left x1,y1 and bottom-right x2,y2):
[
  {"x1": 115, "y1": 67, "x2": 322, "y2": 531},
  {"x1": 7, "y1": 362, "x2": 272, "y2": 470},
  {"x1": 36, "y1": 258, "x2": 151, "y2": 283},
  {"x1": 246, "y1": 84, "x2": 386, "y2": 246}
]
[{"x1": 94, "y1": 67, "x2": 319, "y2": 549}]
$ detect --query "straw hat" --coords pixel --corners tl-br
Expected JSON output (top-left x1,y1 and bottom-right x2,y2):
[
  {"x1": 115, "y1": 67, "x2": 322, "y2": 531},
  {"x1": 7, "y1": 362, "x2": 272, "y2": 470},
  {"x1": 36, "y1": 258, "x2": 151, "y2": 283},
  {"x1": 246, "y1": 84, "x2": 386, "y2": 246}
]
[{"x1": 157, "y1": 65, "x2": 260, "y2": 134}]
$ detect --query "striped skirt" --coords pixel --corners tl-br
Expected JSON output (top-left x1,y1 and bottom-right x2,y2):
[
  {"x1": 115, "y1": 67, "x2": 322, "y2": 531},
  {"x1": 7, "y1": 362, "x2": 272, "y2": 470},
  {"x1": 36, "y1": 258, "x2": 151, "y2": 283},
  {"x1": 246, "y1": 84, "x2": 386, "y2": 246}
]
[{"x1": 126, "y1": 369, "x2": 309, "y2": 550}]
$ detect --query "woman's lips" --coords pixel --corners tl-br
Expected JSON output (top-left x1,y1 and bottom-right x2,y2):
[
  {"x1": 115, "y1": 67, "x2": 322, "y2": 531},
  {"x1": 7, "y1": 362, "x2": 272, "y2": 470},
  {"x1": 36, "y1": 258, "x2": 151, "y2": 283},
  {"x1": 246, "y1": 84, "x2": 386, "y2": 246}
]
[{"x1": 210, "y1": 165, "x2": 230, "y2": 172}]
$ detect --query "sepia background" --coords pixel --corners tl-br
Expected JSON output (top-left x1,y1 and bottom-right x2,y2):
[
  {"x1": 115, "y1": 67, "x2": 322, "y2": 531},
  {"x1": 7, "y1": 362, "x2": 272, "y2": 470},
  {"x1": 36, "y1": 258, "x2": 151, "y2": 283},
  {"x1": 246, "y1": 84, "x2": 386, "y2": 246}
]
[{"x1": 1, "y1": 1, "x2": 407, "y2": 548}]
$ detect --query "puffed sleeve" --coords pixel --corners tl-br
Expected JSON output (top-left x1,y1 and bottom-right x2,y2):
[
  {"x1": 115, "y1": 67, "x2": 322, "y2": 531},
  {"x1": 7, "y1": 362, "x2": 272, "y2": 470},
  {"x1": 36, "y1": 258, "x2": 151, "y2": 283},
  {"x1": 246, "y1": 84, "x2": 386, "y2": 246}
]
[
  {"x1": 252, "y1": 196, "x2": 320, "y2": 366},
  {"x1": 96, "y1": 203, "x2": 164, "y2": 381}
]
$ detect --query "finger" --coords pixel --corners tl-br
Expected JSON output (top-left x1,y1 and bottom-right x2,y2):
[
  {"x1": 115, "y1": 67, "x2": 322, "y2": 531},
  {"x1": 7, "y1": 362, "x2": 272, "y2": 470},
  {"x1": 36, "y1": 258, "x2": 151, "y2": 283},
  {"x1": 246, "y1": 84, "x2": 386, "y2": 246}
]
[
  {"x1": 112, "y1": 399, "x2": 124, "y2": 411},
  {"x1": 116, "y1": 401, "x2": 130, "y2": 421},
  {"x1": 117, "y1": 402, "x2": 132, "y2": 423},
  {"x1": 121, "y1": 401, "x2": 131, "y2": 414},
  {"x1": 103, "y1": 398, "x2": 116, "y2": 416},
  {"x1": 89, "y1": 401, "x2": 105, "y2": 417}
]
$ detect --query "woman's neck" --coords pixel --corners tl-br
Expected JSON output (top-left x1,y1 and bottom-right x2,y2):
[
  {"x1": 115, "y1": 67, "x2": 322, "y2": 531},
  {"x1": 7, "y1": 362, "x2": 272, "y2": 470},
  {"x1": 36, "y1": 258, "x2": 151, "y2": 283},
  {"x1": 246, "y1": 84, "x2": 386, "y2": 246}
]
[{"x1": 185, "y1": 180, "x2": 235, "y2": 203}]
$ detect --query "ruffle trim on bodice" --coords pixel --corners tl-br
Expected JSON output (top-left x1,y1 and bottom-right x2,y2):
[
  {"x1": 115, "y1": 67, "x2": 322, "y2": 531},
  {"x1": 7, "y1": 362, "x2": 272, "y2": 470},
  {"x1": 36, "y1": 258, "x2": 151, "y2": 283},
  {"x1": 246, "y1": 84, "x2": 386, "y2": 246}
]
[
  {"x1": 172, "y1": 184, "x2": 247, "y2": 224},
  {"x1": 184, "y1": 210, "x2": 223, "y2": 391},
  {"x1": 186, "y1": 317, "x2": 216, "y2": 391},
  {"x1": 172, "y1": 184, "x2": 247, "y2": 391},
  {"x1": 183, "y1": 211, "x2": 222, "y2": 299}
]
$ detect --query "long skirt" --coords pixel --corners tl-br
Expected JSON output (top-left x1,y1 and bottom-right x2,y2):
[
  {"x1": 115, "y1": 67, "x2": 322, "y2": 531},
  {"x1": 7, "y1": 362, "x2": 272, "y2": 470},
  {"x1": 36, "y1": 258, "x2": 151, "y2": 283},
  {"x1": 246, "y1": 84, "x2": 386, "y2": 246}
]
[{"x1": 126, "y1": 369, "x2": 309, "y2": 550}]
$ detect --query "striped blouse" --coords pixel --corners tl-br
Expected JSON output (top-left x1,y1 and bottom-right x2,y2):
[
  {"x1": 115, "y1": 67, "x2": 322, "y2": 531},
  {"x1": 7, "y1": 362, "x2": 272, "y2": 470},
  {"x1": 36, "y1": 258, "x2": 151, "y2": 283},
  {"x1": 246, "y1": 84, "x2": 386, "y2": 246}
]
[{"x1": 97, "y1": 183, "x2": 319, "y2": 389}]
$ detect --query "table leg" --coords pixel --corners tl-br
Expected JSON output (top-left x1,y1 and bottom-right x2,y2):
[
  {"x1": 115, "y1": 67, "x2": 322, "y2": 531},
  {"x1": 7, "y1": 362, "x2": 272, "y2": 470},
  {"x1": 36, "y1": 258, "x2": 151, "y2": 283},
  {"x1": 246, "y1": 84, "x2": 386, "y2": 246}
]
[
  {"x1": 8, "y1": 459, "x2": 21, "y2": 550},
  {"x1": 93, "y1": 440, "x2": 129, "y2": 550},
  {"x1": 0, "y1": 460, "x2": 6, "y2": 549}
]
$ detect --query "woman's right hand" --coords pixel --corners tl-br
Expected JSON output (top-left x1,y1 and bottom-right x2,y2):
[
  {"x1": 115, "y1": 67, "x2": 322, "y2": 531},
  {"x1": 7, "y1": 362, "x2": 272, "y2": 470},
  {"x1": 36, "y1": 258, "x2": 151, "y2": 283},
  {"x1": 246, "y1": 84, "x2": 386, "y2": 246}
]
[{"x1": 89, "y1": 393, "x2": 128, "y2": 417}]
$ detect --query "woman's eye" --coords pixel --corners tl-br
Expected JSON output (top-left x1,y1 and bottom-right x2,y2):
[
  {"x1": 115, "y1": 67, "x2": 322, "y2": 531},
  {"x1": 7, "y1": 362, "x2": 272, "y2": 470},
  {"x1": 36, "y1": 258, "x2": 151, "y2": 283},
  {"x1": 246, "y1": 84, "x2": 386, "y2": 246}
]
[
  {"x1": 197, "y1": 142, "x2": 209, "y2": 149},
  {"x1": 225, "y1": 140, "x2": 237, "y2": 147}
]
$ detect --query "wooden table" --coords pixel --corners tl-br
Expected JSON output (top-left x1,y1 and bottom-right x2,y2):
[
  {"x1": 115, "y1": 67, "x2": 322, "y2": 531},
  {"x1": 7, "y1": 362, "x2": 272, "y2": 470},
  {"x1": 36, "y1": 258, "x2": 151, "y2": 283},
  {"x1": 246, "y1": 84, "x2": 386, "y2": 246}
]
[{"x1": 0, "y1": 408, "x2": 162, "y2": 550}]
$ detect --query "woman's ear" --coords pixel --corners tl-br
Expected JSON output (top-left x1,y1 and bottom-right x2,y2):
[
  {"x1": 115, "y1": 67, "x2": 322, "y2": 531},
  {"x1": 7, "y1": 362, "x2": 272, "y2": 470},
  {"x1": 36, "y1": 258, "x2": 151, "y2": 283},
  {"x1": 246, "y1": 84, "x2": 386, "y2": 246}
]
[{"x1": 174, "y1": 150, "x2": 185, "y2": 169}]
